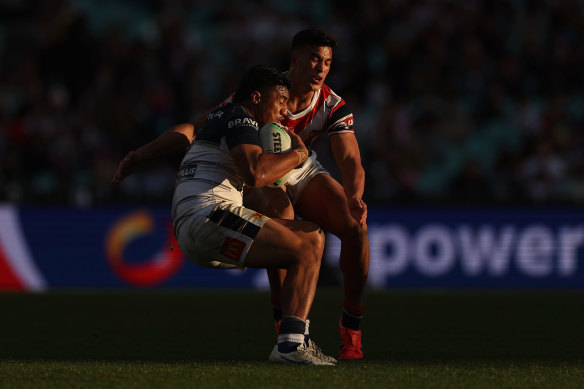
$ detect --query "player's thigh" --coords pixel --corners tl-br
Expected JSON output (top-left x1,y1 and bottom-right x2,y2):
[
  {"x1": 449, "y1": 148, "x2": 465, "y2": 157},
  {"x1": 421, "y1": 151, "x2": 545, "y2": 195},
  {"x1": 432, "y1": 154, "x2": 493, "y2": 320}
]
[
  {"x1": 244, "y1": 218, "x2": 323, "y2": 269},
  {"x1": 295, "y1": 173, "x2": 357, "y2": 236},
  {"x1": 243, "y1": 186, "x2": 294, "y2": 219}
]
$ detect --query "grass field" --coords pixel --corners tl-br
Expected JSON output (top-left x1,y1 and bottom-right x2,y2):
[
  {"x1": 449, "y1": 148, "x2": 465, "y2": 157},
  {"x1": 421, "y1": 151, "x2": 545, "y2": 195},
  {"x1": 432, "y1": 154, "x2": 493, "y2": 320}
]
[{"x1": 0, "y1": 288, "x2": 583, "y2": 388}]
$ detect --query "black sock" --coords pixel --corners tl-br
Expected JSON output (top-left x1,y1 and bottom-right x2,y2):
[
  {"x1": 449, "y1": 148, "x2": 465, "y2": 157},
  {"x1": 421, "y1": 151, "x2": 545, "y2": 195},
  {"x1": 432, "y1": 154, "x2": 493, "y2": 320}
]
[
  {"x1": 278, "y1": 316, "x2": 306, "y2": 352},
  {"x1": 341, "y1": 309, "x2": 363, "y2": 331}
]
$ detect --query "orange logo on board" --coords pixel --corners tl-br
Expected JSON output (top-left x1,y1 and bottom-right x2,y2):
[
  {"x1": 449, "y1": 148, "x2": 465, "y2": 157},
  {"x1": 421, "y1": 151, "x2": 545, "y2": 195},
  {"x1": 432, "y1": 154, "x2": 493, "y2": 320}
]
[{"x1": 105, "y1": 210, "x2": 184, "y2": 287}]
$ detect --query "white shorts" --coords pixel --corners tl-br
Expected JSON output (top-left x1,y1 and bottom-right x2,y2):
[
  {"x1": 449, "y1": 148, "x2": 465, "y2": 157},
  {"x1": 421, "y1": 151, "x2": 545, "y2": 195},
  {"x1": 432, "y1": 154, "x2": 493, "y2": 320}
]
[
  {"x1": 176, "y1": 202, "x2": 269, "y2": 269},
  {"x1": 285, "y1": 151, "x2": 330, "y2": 205}
]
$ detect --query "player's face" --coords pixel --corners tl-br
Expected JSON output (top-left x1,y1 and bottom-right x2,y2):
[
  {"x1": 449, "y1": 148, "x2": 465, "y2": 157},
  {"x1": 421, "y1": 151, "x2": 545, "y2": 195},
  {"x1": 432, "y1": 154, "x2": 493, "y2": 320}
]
[
  {"x1": 291, "y1": 45, "x2": 333, "y2": 92},
  {"x1": 257, "y1": 85, "x2": 289, "y2": 125}
]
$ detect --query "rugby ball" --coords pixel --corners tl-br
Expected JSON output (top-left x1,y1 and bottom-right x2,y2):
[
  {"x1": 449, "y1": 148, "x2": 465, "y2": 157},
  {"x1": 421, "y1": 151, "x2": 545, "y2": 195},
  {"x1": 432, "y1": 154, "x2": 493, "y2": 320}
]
[{"x1": 258, "y1": 122, "x2": 293, "y2": 187}]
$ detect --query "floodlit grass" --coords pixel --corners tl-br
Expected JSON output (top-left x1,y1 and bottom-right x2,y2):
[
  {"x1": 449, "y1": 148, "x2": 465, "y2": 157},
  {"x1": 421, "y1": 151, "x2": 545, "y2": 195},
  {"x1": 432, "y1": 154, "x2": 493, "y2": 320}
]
[{"x1": 1, "y1": 289, "x2": 583, "y2": 388}]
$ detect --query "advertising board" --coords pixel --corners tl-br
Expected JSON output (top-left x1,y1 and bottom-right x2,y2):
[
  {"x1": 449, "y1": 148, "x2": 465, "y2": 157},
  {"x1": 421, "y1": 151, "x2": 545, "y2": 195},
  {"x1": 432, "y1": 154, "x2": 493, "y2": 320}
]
[{"x1": 1, "y1": 205, "x2": 582, "y2": 290}]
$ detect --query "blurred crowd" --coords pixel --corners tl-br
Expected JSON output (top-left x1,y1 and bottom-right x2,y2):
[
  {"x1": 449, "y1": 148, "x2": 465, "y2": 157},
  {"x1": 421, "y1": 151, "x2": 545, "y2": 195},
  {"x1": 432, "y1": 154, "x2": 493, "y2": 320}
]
[{"x1": 1, "y1": 0, "x2": 583, "y2": 208}]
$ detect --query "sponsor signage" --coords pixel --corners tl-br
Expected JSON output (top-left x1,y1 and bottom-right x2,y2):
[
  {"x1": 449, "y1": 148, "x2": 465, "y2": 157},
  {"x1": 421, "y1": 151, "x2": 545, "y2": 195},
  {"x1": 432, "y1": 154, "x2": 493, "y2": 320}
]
[
  {"x1": 1, "y1": 205, "x2": 582, "y2": 290},
  {"x1": 0, "y1": 205, "x2": 267, "y2": 290},
  {"x1": 327, "y1": 208, "x2": 584, "y2": 288}
]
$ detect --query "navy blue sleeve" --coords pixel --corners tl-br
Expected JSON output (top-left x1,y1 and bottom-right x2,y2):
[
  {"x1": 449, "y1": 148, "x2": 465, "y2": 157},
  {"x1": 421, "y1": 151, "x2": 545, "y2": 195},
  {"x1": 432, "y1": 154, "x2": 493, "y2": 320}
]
[
  {"x1": 224, "y1": 115, "x2": 261, "y2": 149},
  {"x1": 327, "y1": 101, "x2": 355, "y2": 134}
]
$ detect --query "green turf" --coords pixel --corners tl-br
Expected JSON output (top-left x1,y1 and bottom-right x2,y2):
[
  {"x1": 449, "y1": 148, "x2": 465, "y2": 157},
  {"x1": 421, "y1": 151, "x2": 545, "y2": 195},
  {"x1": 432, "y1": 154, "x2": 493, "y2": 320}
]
[{"x1": 0, "y1": 289, "x2": 583, "y2": 388}]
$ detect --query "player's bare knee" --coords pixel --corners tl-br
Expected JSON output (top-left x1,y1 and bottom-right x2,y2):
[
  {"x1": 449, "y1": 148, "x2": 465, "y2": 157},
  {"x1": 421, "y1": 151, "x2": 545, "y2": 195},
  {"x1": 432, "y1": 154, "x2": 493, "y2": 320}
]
[
  {"x1": 273, "y1": 206, "x2": 294, "y2": 219},
  {"x1": 314, "y1": 227, "x2": 325, "y2": 255},
  {"x1": 305, "y1": 226, "x2": 324, "y2": 255},
  {"x1": 311, "y1": 228, "x2": 325, "y2": 265},
  {"x1": 337, "y1": 221, "x2": 367, "y2": 243}
]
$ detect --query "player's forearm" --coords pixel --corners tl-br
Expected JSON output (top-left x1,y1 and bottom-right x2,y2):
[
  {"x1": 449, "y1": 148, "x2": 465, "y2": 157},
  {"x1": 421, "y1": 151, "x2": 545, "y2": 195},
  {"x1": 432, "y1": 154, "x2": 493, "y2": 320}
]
[
  {"x1": 243, "y1": 128, "x2": 308, "y2": 188},
  {"x1": 329, "y1": 133, "x2": 365, "y2": 201},
  {"x1": 338, "y1": 157, "x2": 368, "y2": 227},
  {"x1": 246, "y1": 150, "x2": 304, "y2": 188},
  {"x1": 113, "y1": 123, "x2": 195, "y2": 184},
  {"x1": 136, "y1": 123, "x2": 194, "y2": 161},
  {"x1": 339, "y1": 159, "x2": 365, "y2": 201}
]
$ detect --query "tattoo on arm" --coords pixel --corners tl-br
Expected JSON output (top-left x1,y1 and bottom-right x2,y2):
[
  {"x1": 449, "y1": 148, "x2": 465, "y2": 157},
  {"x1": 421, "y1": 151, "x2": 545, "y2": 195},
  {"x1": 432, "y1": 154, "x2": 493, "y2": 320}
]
[{"x1": 293, "y1": 148, "x2": 309, "y2": 166}]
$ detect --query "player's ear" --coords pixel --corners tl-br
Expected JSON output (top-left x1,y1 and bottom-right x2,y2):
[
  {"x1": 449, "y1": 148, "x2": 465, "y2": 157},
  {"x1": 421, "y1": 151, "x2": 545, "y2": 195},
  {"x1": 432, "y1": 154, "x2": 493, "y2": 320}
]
[{"x1": 250, "y1": 90, "x2": 261, "y2": 104}]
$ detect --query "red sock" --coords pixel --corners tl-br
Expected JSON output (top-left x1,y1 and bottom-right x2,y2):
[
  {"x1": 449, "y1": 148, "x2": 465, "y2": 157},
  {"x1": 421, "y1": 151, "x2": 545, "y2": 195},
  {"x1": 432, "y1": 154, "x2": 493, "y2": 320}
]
[
  {"x1": 271, "y1": 295, "x2": 282, "y2": 322},
  {"x1": 343, "y1": 301, "x2": 363, "y2": 316}
]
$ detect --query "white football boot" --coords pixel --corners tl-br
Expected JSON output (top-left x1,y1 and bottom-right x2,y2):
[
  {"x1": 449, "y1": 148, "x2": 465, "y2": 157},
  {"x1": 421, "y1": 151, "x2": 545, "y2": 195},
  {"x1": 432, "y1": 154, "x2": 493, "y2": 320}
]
[
  {"x1": 305, "y1": 339, "x2": 337, "y2": 364},
  {"x1": 268, "y1": 343, "x2": 335, "y2": 366},
  {"x1": 301, "y1": 320, "x2": 337, "y2": 364}
]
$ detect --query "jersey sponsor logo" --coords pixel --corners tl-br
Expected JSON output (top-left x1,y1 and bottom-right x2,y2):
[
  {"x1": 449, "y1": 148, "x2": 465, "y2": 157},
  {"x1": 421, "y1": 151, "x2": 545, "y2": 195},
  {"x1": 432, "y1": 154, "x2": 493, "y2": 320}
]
[
  {"x1": 252, "y1": 212, "x2": 266, "y2": 221},
  {"x1": 220, "y1": 237, "x2": 246, "y2": 262},
  {"x1": 177, "y1": 165, "x2": 197, "y2": 179},
  {"x1": 208, "y1": 111, "x2": 224, "y2": 120},
  {"x1": 340, "y1": 118, "x2": 354, "y2": 128},
  {"x1": 330, "y1": 115, "x2": 354, "y2": 133},
  {"x1": 228, "y1": 117, "x2": 258, "y2": 129}
]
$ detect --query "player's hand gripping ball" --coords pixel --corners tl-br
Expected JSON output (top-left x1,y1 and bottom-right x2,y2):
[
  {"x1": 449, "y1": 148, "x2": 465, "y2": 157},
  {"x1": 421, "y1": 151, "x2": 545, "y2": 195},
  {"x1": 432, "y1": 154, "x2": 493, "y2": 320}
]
[{"x1": 259, "y1": 122, "x2": 293, "y2": 187}]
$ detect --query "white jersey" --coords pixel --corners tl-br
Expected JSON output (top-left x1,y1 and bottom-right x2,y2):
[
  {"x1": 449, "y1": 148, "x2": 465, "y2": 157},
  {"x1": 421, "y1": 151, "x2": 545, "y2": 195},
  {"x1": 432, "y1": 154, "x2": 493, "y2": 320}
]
[
  {"x1": 281, "y1": 83, "x2": 354, "y2": 181},
  {"x1": 172, "y1": 103, "x2": 261, "y2": 238},
  {"x1": 281, "y1": 83, "x2": 354, "y2": 145}
]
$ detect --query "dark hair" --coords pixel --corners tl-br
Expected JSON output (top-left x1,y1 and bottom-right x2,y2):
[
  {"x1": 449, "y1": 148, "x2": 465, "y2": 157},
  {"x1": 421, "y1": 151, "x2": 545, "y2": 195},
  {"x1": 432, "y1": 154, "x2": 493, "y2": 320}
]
[
  {"x1": 233, "y1": 65, "x2": 292, "y2": 103},
  {"x1": 291, "y1": 29, "x2": 337, "y2": 52}
]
